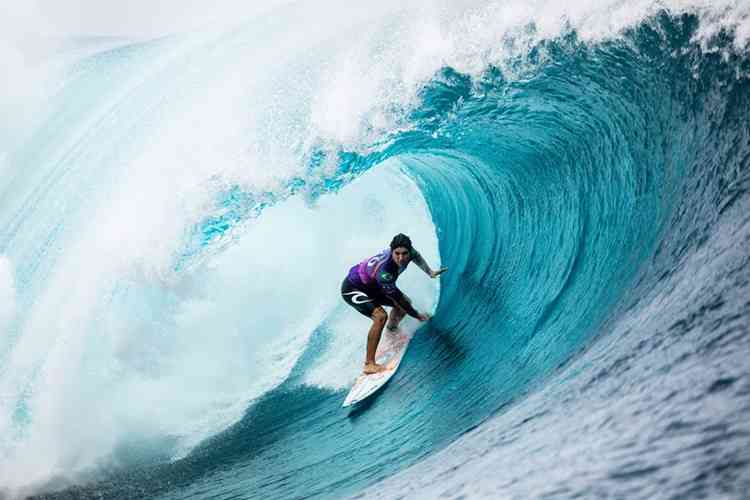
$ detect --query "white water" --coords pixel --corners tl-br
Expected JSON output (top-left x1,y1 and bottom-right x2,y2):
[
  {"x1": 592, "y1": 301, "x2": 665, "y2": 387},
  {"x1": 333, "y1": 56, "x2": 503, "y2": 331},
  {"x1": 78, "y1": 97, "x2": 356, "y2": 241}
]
[{"x1": 0, "y1": 256, "x2": 16, "y2": 334}]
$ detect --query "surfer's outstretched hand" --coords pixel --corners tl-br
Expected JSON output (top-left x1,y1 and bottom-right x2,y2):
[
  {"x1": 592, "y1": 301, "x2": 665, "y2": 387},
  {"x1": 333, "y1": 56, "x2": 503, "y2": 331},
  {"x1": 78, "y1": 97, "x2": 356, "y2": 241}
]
[
  {"x1": 430, "y1": 267, "x2": 448, "y2": 278},
  {"x1": 418, "y1": 313, "x2": 432, "y2": 322}
]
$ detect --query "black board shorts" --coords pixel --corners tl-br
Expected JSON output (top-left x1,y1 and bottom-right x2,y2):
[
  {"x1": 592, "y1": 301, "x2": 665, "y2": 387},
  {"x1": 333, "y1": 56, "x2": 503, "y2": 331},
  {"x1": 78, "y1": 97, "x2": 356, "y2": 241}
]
[{"x1": 341, "y1": 278, "x2": 389, "y2": 318}]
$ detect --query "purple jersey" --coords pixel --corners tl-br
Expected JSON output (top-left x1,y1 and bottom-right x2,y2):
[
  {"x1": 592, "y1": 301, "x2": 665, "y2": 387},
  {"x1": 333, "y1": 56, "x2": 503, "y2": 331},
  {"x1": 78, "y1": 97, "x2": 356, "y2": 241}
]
[{"x1": 345, "y1": 248, "x2": 422, "y2": 318}]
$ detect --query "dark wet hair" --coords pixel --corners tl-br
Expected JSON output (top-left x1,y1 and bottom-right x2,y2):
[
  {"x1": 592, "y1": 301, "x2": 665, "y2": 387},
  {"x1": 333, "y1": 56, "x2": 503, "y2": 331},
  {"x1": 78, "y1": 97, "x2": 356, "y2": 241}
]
[{"x1": 390, "y1": 233, "x2": 413, "y2": 251}]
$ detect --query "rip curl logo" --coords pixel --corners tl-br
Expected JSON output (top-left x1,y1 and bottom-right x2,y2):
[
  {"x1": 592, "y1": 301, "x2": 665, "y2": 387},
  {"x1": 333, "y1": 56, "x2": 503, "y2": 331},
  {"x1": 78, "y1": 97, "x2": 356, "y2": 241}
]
[
  {"x1": 380, "y1": 272, "x2": 393, "y2": 281},
  {"x1": 343, "y1": 291, "x2": 373, "y2": 304}
]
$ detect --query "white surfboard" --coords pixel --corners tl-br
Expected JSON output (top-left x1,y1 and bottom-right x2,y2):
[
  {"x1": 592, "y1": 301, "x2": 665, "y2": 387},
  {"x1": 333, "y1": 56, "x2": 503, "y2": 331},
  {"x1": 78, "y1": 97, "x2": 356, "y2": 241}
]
[{"x1": 342, "y1": 327, "x2": 414, "y2": 407}]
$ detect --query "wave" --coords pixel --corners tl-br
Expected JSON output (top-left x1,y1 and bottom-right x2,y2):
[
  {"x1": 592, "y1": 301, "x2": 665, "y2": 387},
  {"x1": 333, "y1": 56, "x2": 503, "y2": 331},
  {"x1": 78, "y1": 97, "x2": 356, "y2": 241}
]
[{"x1": 1, "y1": 1, "x2": 749, "y2": 498}]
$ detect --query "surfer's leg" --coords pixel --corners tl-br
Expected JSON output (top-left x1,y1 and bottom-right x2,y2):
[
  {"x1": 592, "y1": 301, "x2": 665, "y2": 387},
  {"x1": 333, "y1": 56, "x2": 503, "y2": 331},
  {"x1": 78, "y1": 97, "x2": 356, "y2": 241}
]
[
  {"x1": 341, "y1": 279, "x2": 377, "y2": 317},
  {"x1": 341, "y1": 280, "x2": 389, "y2": 374},
  {"x1": 364, "y1": 307, "x2": 388, "y2": 374}
]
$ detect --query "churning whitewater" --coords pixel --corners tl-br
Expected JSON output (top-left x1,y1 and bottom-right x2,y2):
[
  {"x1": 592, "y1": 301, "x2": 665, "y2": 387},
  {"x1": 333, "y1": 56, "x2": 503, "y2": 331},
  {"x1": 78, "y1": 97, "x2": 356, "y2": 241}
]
[{"x1": 1, "y1": 1, "x2": 750, "y2": 499}]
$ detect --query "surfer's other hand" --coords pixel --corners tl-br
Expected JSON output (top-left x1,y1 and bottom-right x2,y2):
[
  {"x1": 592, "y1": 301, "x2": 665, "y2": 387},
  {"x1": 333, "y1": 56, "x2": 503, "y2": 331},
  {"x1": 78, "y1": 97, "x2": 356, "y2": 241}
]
[{"x1": 418, "y1": 313, "x2": 431, "y2": 322}]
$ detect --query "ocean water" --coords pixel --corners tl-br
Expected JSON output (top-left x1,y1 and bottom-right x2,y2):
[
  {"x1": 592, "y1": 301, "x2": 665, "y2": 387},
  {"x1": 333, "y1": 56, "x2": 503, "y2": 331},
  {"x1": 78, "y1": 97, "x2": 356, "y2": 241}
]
[{"x1": 1, "y1": 1, "x2": 749, "y2": 499}]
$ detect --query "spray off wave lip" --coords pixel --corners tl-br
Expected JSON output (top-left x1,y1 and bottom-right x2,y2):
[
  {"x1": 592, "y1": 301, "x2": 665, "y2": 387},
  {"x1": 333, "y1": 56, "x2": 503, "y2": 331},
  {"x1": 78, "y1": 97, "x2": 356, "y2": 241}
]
[{"x1": 1, "y1": 1, "x2": 749, "y2": 499}]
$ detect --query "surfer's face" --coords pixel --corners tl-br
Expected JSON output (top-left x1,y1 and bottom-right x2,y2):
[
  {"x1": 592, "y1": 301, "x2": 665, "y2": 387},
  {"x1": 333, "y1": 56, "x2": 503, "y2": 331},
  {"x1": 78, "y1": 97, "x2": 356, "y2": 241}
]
[{"x1": 392, "y1": 247, "x2": 411, "y2": 268}]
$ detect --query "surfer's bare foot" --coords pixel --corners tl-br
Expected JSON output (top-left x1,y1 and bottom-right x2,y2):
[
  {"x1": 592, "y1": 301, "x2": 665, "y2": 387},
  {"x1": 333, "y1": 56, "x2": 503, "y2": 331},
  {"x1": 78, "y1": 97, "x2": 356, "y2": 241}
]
[{"x1": 363, "y1": 362, "x2": 388, "y2": 374}]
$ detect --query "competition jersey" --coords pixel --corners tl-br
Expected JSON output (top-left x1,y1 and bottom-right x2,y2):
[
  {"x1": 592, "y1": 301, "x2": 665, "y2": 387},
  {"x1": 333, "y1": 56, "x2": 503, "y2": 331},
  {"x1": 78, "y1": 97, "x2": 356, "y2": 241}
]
[{"x1": 346, "y1": 248, "x2": 422, "y2": 318}]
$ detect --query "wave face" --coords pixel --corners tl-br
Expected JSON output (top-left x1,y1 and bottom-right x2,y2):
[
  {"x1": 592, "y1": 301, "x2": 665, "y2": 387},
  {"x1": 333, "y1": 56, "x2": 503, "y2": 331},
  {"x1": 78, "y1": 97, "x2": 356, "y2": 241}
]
[{"x1": 1, "y1": 2, "x2": 750, "y2": 499}]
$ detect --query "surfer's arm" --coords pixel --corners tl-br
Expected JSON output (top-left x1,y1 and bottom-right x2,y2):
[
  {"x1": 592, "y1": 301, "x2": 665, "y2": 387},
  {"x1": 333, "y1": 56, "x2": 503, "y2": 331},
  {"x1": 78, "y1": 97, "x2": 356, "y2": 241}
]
[
  {"x1": 378, "y1": 275, "x2": 422, "y2": 319},
  {"x1": 411, "y1": 249, "x2": 447, "y2": 278},
  {"x1": 376, "y1": 266, "x2": 428, "y2": 320},
  {"x1": 387, "y1": 288, "x2": 422, "y2": 319},
  {"x1": 411, "y1": 250, "x2": 431, "y2": 274}
]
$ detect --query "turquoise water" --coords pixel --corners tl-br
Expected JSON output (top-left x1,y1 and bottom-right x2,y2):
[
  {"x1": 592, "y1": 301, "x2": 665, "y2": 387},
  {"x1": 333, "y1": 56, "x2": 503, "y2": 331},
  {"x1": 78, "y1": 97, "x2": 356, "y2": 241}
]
[{"x1": 1, "y1": 3, "x2": 749, "y2": 499}]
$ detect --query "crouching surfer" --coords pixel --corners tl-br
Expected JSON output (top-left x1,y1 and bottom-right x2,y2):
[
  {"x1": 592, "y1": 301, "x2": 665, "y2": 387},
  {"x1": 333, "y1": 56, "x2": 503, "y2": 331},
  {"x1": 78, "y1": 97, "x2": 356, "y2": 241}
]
[{"x1": 341, "y1": 233, "x2": 447, "y2": 374}]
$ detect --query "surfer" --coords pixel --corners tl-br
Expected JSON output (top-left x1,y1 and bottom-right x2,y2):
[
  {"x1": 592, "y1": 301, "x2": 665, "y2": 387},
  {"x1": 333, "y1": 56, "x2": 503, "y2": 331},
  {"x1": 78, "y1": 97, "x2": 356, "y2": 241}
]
[{"x1": 341, "y1": 233, "x2": 447, "y2": 374}]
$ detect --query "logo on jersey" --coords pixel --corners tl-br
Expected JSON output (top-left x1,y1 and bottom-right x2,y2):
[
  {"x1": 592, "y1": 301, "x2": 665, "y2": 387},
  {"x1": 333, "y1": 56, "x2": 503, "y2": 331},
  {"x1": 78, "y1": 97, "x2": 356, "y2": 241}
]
[
  {"x1": 380, "y1": 272, "x2": 393, "y2": 281},
  {"x1": 343, "y1": 291, "x2": 373, "y2": 304}
]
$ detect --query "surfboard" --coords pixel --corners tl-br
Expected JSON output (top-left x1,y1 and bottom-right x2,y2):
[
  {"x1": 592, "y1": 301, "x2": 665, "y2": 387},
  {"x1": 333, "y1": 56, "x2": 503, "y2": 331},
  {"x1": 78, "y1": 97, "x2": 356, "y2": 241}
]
[{"x1": 342, "y1": 327, "x2": 414, "y2": 407}]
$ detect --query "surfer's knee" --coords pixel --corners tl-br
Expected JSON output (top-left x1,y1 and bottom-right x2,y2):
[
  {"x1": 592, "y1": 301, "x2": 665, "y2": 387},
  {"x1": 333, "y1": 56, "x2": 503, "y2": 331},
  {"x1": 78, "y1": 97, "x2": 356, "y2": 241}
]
[{"x1": 372, "y1": 308, "x2": 387, "y2": 325}]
